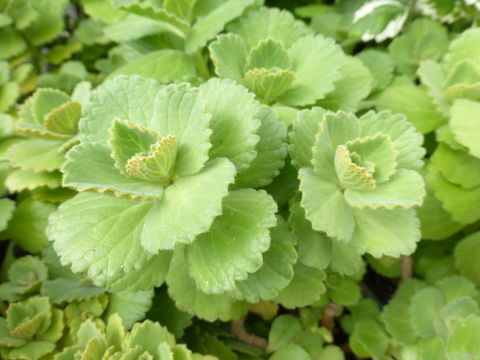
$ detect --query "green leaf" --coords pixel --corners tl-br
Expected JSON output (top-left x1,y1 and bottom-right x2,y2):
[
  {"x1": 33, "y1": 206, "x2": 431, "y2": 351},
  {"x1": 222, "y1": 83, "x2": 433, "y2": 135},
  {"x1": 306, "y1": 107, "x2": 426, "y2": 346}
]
[
  {"x1": 444, "y1": 28, "x2": 480, "y2": 72},
  {"x1": 244, "y1": 68, "x2": 296, "y2": 104},
  {"x1": 125, "y1": 135, "x2": 177, "y2": 184},
  {"x1": 80, "y1": 76, "x2": 162, "y2": 143},
  {"x1": 187, "y1": 189, "x2": 277, "y2": 294},
  {"x1": 427, "y1": 164, "x2": 480, "y2": 224},
  {"x1": 245, "y1": 39, "x2": 291, "y2": 71},
  {"x1": 274, "y1": 263, "x2": 326, "y2": 309},
  {"x1": 454, "y1": 232, "x2": 480, "y2": 287},
  {"x1": 141, "y1": 158, "x2": 236, "y2": 252},
  {"x1": 409, "y1": 287, "x2": 443, "y2": 338},
  {"x1": 235, "y1": 106, "x2": 287, "y2": 188},
  {"x1": 166, "y1": 246, "x2": 248, "y2": 321},
  {"x1": 7, "y1": 341, "x2": 56, "y2": 360},
  {"x1": 450, "y1": 99, "x2": 480, "y2": 158},
  {"x1": 110, "y1": 50, "x2": 197, "y2": 83},
  {"x1": 32, "y1": 88, "x2": 70, "y2": 125},
  {"x1": 184, "y1": 0, "x2": 256, "y2": 54},
  {"x1": 277, "y1": 34, "x2": 345, "y2": 106},
  {"x1": 344, "y1": 170, "x2": 425, "y2": 210},
  {"x1": 299, "y1": 167, "x2": 354, "y2": 242},
  {"x1": 350, "y1": 318, "x2": 389, "y2": 359},
  {"x1": 376, "y1": 83, "x2": 447, "y2": 134},
  {"x1": 6, "y1": 170, "x2": 61, "y2": 193},
  {"x1": 152, "y1": 83, "x2": 212, "y2": 177},
  {"x1": 270, "y1": 344, "x2": 311, "y2": 360},
  {"x1": 233, "y1": 217, "x2": 297, "y2": 302},
  {"x1": 198, "y1": 78, "x2": 259, "y2": 171},
  {"x1": 357, "y1": 49, "x2": 394, "y2": 92},
  {"x1": 267, "y1": 315, "x2": 303, "y2": 352},
  {"x1": 105, "y1": 290, "x2": 154, "y2": 329},
  {"x1": 417, "y1": 182, "x2": 464, "y2": 241},
  {"x1": 48, "y1": 193, "x2": 158, "y2": 288},
  {"x1": 209, "y1": 34, "x2": 248, "y2": 83},
  {"x1": 317, "y1": 56, "x2": 372, "y2": 112},
  {"x1": 41, "y1": 278, "x2": 105, "y2": 304},
  {"x1": 0, "y1": 81, "x2": 19, "y2": 113},
  {"x1": 417, "y1": 60, "x2": 450, "y2": 116},
  {"x1": 359, "y1": 111, "x2": 425, "y2": 171},
  {"x1": 382, "y1": 279, "x2": 426, "y2": 344},
  {"x1": 0, "y1": 198, "x2": 15, "y2": 232},
  {"x1": 352, "y1": 208, "x2": 420, "y2": 257},
  {"x1": 447, "y1": 316, "x2": 480, "y2": 358},
  {"x1": 43, "y1": 101, "x2": 81, "y2": 136},
  {"x1": 436, "y1": 276, "x2": 479, "y2": 304},
  {"x1": 228, "y1": 8, "x2": 309, "y2": 49},
  {"x1": 109, "y1": 118, "x2": 160, "y2": 171},
  {"x1": 8, "y1": 200, "x2": 55, "y2": 253},
  {"x1": 388, "y1": 18, "x2": 448, "y2": 77},
  {"x1": 289, "y1": 107, "x2": 326, "y2": 169},
  {"x1": 0, "y1": 28, "x2": 26, "y2": 60},
  {"x1": 327, "y1": 275, "x2": 361, "y2": 306},
  {"x1": 8, "y1": 138, "x2": 65, "y2": 173},
  {"x1": 289, "y1": 201, "x2": 331, "y2": 270},
  {"x1": 431, "y1": 144, "x2": 480, "y2": 189},
  {"x1": 63, "y1": 143, "x2": 165, "y2": 200}
]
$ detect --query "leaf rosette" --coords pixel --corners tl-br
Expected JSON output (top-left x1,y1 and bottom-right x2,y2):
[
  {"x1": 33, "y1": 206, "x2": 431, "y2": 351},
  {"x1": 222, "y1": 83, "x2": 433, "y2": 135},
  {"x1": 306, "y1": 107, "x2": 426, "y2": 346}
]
[
  {"x1": 209, "y1": 7, "x2": 346, "y2": 106},
  {"x1": 0, "y1": 296, "x2": 64, "y2": 360},
  {"x1": 292, "y1": 108, "x2": 426, "y2": 257},
  {"x1": 48, "y1": 75, "x2": 292, "y2": 320}
]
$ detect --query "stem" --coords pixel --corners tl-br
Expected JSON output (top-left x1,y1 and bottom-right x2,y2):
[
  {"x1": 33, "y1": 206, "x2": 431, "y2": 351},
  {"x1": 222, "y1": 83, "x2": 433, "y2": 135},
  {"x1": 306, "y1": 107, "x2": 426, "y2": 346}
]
[
  {"x1": 321, "y1": 302, "x2": 341, "y2": 331},
  {"x1": 194, "y1": 50, "x2": 210, "y2": 79},
  {"x1": 400, "y1": 255, "x2": 412, "y2": 283},
  {"x1": 230, "y1": 316, "x2": 267, "y2": 350}
]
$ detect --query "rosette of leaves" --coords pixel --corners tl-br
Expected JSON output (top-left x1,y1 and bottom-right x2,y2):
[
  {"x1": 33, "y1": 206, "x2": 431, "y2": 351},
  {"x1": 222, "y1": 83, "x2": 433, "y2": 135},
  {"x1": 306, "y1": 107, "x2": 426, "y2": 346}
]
[
  {"x1": 379, "y1": 276, "x2": 480, "y2": 359},
  {"x1": 416, "y1": 28, "x2": 480, "y2": 228},
  {"x1": 47, "y1": 75, "x2": 295, "y2": 320},
  {"x1": 0, "y1": 0, "x2": 69, "y2": 61},
  {"x1": 5, "y1": 82, "x2": 90, "y2": 198},
  {"x1": 291, "y1": 107, "x2": 426, "y2": 257},
  {"x1": 0, "y1": 296, "x2": 64, "y2": 360},
  {"x1": 209, "y1": 7, "x2": 347, "y2": 106},
  {"x1": 56, "y1": 313, "x2": 216, "y2": 360}
]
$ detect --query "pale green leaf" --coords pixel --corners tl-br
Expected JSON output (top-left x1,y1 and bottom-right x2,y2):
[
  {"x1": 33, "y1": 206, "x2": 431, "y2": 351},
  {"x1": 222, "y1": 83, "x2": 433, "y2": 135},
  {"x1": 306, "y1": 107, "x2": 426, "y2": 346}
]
[
  {"x1": 344, "y1": 169, "x2": 425, "y2": 210},
  {"x1": 0, "y1": 28, "x2": 26, "y2": 60},
  {"x1": 267, "y1": 315, "x2": 302, "y2": 352},
  {"x1": 185, "y1": 0, "x2": 256, "y2": 54},
  {"x1": 245, "y1": 39, "x2": 291, "y2": 71},
  {"x1": 198, "y1": 78, "x2": 259, "y2": 170},
  {"x1": 8, "y1": 138, "x2": 65, "y2": 173},
  {"x1": 288, "y1": 107, "x2": 326, "y2": 169},
  {"x1": 278, "y1": 34, "x2": 346, "y2": 106},
  {"x1": 8, "y1": 199, "x2": 55, "y2": 253},
  {"x1": 187, "y1": 189, "x2": 277, "y2": 294},
  {"x1": 152, "y1": 83, "x2": 212, "y2": 177},
  {"x1": 359, "y1": 111, "x2": 425, "y2": 171},
  {"x1": 327, "y1": 275, "x2": 361, "y2": 306},
  {"x1": 357, "y1": 49, "x2": 394, "y2": 92},
  {"x1": 80, "y1": 76, "x2": 162, "y2": 143},
  {"x1": 209, "y1": 34, "x2": 248, "y2": 83},
  {"x1": 233, "y1": 217, "x2": 297, "y2": 302},
  {"x1": 317, "y1": 56, "x2": 372, "y2": 112},
  {"x1": 376, "y1": 83, "x2": 447, "y2": 134},
  {"x1": 299, "y1": 167, "x2": 355, "y2": 242},
  {"x1": 141, "y1": 158, "x2": 236, "y2": 252},
  {"x1": 444, "y1": 28, "x2": 480, "y2": 72},
  {"x1": 166, "y1": 246, "x2": 248, "y2": 321},
  {"x1": 110, "y1": 50, "x2": 197, "y2": 83},
  {"x1": 447, "y1": 316, "x2": 480, "y2": 357},
  {"x1": 244, "y1": 68, "x2": 296, "y2": 104},
  {"x1": 450, "y1": 99, "x2": 480, "y2": 158},
  {"x1": 436, "y1": 276, "x2": 479, "y2": 304},
  {"x1": 32, "y1": 88, "x2": 70, "y2": 124},
  {"x1": 43, "y1": 101, "x2": 81, "y2": 136},
  {"x1": 350, "y1": 319, "x2": 389, "y2": 359},
  {"x1": 228, "y1": 7, "x2": 309, "y2": 49},
  {"x1": 6, "y1": 169, "x2": 61, "y2": 193},
  {"x1": 409, "y1": 287, "x2": 443, "y2": 338},
  {"x1": 63, "y1": 143, "x2": 165, "y2": 200},
  {"x1": 289, "y1": 201, "x2": 331, "y2": 270},
  {"x1": 48, "y1": 193, "x2": 155, "y2": 287},
  {"x1": 270, "y1": 344, "x2": 310, "y2": 360},
  {"x1": 274, "y1": 263, "x2": 326, "y2": 309},
  {"x1": 330, "y1": 242, "x2": 364, "y2": 276},
  {"x1": 105, "y1": 290, "x2": 153, "y2": 329},
  {"x1": 0, "y1": 81, "x2": 19, "y2": 113},
  {"x1": 417, "y1": 60, "x2": 450, "y2": 116},
  {"x1": 41, "y1": 278, "x2": 105, "y2": 304},
  {"x1": 427, "y1": 164, "x2": 480, "y2": 224},
  {"x1": 454, "y1": 232, "x2": 480, "y2": 287},
  {"x1": 352, "y1": 208, "x2": 420, "y2": 257},
  {"x1": 235, "y1": 106, "x2": 287, "y2": 188}
]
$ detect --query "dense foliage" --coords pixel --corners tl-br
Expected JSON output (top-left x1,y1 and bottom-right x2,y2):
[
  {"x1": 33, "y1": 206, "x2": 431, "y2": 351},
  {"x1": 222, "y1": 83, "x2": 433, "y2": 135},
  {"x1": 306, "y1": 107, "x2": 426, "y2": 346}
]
[{"x1": 1, "y1": 0, "x2": 479, "y2": 359}]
